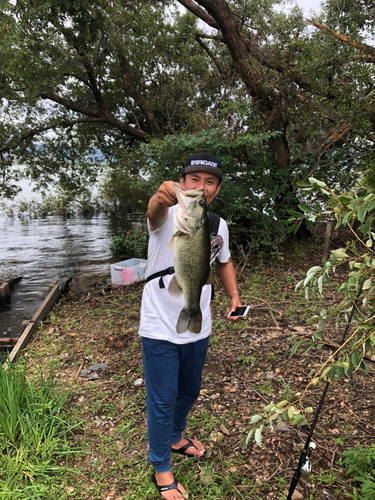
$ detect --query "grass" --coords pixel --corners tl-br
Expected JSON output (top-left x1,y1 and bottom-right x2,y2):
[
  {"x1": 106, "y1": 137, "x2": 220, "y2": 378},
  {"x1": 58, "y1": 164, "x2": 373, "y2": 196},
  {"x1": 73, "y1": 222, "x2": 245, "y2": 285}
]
[{"x1": 0, "y1": 356, "x2": 85, "y2": 499}]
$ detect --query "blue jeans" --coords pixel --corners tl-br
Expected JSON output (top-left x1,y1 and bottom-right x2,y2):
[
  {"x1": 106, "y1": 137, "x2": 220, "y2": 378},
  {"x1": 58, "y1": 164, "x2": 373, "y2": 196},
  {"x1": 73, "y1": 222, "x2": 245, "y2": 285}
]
[{"x1": 142, "y1": 336, "x2": 209, "y2": 473}]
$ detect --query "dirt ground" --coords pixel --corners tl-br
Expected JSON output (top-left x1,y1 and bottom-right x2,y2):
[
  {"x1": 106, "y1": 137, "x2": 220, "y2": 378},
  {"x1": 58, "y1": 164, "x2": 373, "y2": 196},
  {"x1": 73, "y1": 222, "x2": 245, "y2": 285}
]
[{"x1": 24, "y1": 240, "x2": 375, "y2": 499}]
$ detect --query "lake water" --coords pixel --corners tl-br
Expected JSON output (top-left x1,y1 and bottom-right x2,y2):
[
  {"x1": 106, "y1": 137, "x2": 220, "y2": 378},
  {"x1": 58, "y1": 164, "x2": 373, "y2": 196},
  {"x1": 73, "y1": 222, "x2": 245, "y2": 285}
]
[{"x1": 0, "y1": 213, "x2": 143, "y2": 337}]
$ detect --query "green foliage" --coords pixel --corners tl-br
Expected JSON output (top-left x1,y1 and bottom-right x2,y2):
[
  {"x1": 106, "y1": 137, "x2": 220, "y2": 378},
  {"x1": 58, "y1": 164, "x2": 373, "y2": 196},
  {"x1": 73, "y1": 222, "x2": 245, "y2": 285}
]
[
  {"x1": 341, "y1": 444, "x2": 375, "y2": 499},
  {"x1": 0, "y1": 357, "x2": 84, "y2": 496},
  {"x1": 244, "y1": 400, "x2": 312, "y2": 448},
  {"x1": 146, "y1": 128, "x2": 292, "y2": 251},
  {"x1": 98, "y1": 161, "x2": 150, "y2": 215},
  {"x1": 286, "y1": 178, "x2": 375, "y2": 383},
  {"x1": 246, "y1": 177, "x2": 375, "y2": 446},
  {"x1": 110, "y1": 225, "x2": 148, "y2": 259}
]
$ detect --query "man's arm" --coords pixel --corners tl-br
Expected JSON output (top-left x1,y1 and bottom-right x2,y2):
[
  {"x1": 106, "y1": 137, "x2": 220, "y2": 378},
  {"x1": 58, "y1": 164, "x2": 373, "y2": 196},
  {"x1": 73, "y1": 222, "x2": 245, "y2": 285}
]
[
  {"x1": 216, "y1": 259, "x2": 242, "y2": 321},
  {"x1": 148, "y1": 181, "x2": 180, "y2": 231}
]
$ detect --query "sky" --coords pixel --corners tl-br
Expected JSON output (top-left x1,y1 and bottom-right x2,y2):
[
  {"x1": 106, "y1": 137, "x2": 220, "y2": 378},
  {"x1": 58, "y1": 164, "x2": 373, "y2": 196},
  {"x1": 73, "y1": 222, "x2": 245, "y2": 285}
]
[{"x1": 295, "y1": 0, "x2": 323, "y2": 15}]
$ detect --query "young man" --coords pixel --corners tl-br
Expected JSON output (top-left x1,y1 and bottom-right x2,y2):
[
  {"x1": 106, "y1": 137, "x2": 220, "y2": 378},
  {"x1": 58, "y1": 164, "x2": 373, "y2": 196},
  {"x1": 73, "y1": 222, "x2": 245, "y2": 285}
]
[{"x1": 139, "y1": 152, "x2": 242, "y2": 500}]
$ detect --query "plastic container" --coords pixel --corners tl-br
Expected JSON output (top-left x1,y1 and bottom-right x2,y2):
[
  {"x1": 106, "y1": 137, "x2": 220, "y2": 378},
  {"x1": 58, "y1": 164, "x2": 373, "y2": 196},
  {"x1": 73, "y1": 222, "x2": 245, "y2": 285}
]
[{"x1": 111, "y1": 258, "x2": 147, "y2": 285}]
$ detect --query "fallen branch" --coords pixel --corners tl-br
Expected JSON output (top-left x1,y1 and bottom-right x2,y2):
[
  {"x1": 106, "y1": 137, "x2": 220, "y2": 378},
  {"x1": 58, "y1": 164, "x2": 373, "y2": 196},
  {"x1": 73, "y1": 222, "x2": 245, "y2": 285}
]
[{"x1": 243, "y1": 296, "x2": 281, "y2": 327}]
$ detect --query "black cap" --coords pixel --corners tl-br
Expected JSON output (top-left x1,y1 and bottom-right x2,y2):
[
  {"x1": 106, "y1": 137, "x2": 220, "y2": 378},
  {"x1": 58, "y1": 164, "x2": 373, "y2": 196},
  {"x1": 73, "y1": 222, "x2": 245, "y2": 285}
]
[{"x1": 182, "y1": 152, "x2": 223, "y2": 179}]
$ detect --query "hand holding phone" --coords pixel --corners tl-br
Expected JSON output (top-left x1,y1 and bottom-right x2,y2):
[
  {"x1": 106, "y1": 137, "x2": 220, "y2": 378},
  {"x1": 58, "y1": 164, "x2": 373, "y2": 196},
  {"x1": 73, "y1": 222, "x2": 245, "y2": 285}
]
[{"x1": 228, "y1": 305, "x2": 250, "y2": 318}]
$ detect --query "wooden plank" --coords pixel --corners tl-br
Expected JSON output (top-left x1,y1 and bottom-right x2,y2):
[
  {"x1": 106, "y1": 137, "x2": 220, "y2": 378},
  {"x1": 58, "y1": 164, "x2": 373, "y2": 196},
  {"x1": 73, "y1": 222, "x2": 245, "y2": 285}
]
[
  {"x1": 21, "y1": 320, "x2": 30, "y2": 332},
  {"x1": 61, "y1": 276, "x2": 73, "y2": 295},
  {"x1": 0, "y1": 277, "x2": 22, "y2": 304},
  {"x1": 0, "y1": 338, "x2": 18, "y2": 345},
  {"x1": 8, "y1": 277, "x2": 23, "y2": 289},
  {"x1": 0, "y1": 283, "x2": 10, "y2": 304},
  {"x1": 8, "y1": 322, "x2": 35, "y2": 362},
  {"x1": 31, "y1": 283, "x2": 60, "y2": 325},
  {"x1": 9, "y1": 282, "x2": 61, "y2": 363}
]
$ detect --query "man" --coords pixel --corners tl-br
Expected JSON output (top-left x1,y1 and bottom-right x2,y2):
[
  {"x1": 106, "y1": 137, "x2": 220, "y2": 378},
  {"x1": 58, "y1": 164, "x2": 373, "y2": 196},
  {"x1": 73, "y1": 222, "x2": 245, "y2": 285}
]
[{"x1": 139, "y1": 152, "x2": 242, "y2": 500}]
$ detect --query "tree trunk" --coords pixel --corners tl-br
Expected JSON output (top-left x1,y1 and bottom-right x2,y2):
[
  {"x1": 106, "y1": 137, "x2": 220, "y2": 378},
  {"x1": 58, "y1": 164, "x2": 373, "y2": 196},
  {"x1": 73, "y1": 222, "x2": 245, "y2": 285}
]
[{"x1": 179, "y1": 0, "x2": 291, "y2": 171}]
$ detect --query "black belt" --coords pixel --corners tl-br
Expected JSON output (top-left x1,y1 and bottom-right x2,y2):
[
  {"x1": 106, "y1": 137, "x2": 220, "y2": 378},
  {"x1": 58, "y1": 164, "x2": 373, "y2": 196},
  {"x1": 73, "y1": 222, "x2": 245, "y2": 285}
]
[{"x1": 146, "y1": 266, "x2": 214, "y2": 301}]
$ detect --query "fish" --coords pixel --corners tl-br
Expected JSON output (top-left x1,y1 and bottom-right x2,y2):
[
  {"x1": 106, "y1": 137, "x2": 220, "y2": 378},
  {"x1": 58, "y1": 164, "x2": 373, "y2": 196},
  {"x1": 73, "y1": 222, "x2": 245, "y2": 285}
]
[{"x1": 168, "y1": 184, "x2": 213, "y2": 334}]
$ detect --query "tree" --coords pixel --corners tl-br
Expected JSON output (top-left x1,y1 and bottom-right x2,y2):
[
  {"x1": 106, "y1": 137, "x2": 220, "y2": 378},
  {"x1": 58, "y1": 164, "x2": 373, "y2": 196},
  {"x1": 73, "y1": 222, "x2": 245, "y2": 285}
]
[
  {"x1": 1, "y1": 0, "x2": 375, "y2": 247},
  {"x1": 0, "y1": 0, "x2": 224, "y2": 195},
  {"x1": 177, "y1": 0, "x2": 375, "y2": 192}
]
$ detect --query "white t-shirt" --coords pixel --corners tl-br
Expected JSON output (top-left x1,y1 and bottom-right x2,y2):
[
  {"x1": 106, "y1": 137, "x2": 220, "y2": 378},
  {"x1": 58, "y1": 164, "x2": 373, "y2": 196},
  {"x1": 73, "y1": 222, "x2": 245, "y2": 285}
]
[{"x1": 138, "y1": 205, "x2": 230, "y2": 344}]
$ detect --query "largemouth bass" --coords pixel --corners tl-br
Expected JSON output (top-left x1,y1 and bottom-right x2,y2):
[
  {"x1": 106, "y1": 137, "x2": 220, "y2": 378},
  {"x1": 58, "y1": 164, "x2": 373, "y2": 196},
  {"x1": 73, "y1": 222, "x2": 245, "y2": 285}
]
[{"x1": 168, "y1": 185, "x2": 213, "y2": 334}]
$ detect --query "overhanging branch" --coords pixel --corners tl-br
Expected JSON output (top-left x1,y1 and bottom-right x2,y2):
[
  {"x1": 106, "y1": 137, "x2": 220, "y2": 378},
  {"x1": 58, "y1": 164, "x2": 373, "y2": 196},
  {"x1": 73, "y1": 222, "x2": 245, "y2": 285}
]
[
  {"x1": 307, "y1": 19, "x2": 375, "y2": 59},
  {"x1": 0, "y1": 117, "x2": 143, "y2": 156}
]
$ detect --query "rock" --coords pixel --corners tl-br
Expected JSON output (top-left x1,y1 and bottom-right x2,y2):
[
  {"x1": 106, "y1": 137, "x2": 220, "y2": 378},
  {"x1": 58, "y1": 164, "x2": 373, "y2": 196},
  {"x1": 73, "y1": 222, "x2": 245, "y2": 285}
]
[
  {"x1": 87, "y1": 363, "x2": 108, "y2": 372},
  {"x1": 134, "y1": 378, "x2": 143, "y2": 387},
  {"x1": 79, "y1": 369, "x2": 92, "y2": 378},
  {"x1": 88, "y1": 372, "x2": 100, "y2": 381},
  {"x1": 291, "y1": 491, "x2": 303, "y2": 499},
  {"x1": 220, "y1": 424, "x2": 230, "y2": 435},
  {"x1": 276, "y1": 422, "x2": 290, "y2": 432}
]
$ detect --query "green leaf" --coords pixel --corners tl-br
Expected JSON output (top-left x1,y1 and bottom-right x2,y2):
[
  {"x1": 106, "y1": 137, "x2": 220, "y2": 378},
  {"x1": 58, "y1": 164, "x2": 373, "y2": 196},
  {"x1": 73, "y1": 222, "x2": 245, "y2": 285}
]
[
  {"x1": 351, "y1": 350, "x2": 360, "y2": 367},
  {"x1": 318, "y1": 274, "x2": 324, "y2": 294},
  {"x1": 244, "y1": 427, "x2": 255, "y2": 448},
  {"x1": 308, "y1": 177, "x2": 327, "y2": 188},
  {"x1": 288, "y1": 406, "x2": 296, "y2": 419},
  {"x1": 304, "y1": 272, "x2": 316, "y2": 287},
  {"x1": 254, "y1": 426, "x2": 263, "y2": 447},
  {"x1": 307, "y1": 266, "x2": 323, "y2": 274},
  {"x1": 331, "y1": 248, "x2": 349, "y2": 259},
  {"x1": 318, "y1": 319, "x2": 326, "y2": 332},
  {"x1": 250, "y1": 414, "x2": 263, "y2": 424},
  {"x1": 275, "y1": 400, "x2": 289, "y2": 408},
  {"x1": 357, "y1": 204, "x2": 367, "y2": 222},
  {"x1": 295, "y1": 279, "x2": 304, "y2": 290},
  {"x1": 298, "y1": 203, "x2": 313, "y2": 213},
  {"x1": 296, "y1": 181, "x2": 312, "y2": 187},
  {"x1": 336, "y1": 366, "x2": 345, "y2": 380},
  {"x1": 290, "y1": 339, "x2": 307, "y2": 357},
  {"x1": 286, "y1": 209, "x2": 304, "y2": 217},
  {"x1": 363, "y1": 279, "x2": 372, "y2": 290},
  {"x1": 292, "y1": 414, "x2": 308, "y2": 426}
]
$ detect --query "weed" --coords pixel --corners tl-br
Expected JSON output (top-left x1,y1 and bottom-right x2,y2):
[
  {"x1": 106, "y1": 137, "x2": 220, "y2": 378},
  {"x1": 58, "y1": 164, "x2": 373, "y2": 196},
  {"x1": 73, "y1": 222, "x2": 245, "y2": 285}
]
[
  {"x1": 0, "y1": 357, "x2": 84, "y2": 498},
  {"x1": 340, "y1": 444, "x2": 375, "y2": 499}
]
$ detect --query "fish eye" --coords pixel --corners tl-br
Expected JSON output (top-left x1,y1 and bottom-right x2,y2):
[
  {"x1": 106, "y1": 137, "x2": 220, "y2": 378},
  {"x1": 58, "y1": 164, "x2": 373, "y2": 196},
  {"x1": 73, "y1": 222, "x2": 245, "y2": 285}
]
[{"x1": 199, "y1": 200, "x2": 205, "y2": 207}]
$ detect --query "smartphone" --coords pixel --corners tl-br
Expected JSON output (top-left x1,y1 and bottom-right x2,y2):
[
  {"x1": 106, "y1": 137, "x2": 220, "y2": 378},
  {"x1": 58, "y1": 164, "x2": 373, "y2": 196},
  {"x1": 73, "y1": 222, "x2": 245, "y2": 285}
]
[{"x1": 228, "y1": 305, "x2": 250, "y2": 318}]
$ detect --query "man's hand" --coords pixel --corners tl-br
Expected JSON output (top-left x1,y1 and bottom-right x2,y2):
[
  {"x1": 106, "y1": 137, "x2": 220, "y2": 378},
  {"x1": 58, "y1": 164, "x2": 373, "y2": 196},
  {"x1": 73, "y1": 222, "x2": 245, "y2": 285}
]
[{"x1": 157, "y1": 181, "x2": 180, "y2": 207}]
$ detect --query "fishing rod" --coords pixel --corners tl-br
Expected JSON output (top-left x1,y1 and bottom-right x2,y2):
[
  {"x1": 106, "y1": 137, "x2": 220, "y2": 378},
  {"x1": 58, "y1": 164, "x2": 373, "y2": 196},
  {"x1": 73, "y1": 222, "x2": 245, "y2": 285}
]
[{"x1": 286, "y1": 247, "x2": 375, "y2": 500}]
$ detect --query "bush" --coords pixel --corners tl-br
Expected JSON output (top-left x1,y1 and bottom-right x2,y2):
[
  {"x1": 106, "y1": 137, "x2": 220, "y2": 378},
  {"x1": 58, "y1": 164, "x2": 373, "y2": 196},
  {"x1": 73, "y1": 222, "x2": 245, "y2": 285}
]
[
  {"x1": 110, "y1": 225, "x2": 149, "y2": 259},
  {"x1": 341, "y1": 445, "x2": 375, "y2": 499}
]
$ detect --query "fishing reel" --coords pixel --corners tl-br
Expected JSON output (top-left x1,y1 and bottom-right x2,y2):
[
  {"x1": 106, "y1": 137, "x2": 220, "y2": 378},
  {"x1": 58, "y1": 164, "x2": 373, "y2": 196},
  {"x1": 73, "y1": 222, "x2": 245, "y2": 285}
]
[{"x1": 300, "y1": 441, "x2": 316, "y2": 478}]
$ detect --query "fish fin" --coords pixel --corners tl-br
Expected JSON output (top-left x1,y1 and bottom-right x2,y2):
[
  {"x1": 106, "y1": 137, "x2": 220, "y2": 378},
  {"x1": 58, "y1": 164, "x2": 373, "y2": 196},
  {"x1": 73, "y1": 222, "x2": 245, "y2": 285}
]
[
  {"x1": 169, "y1": 231, "x2": 185, "y2": 250},
  {"x1": 176, "y1": 308, "x2": 202, "y2": 334},
  {"x1": 205, "y1": 268, "x2": 215, "y2": 285},
  {"x1": 168, "y1": 275, "x2": 183, "y2": 298}
]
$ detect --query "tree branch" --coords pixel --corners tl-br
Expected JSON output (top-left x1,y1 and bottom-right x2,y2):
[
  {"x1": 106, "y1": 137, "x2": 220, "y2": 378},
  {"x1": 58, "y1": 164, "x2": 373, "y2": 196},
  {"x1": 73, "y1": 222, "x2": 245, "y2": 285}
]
[
  {"x1": 195, "y1": 34, "x2": 225, "y2": 76},
  {"x1": 177, "y1": 0, "x2": 219, "y2": 29},
  {"x1": 39, "y1": 93, "x2": 147, "y2": 139},
  {"x1": 0, "y1": 118, "x2": 110, "y2": 155},
  {"x1": 306, "y1": 19, "x2": 375, "y2": 59}
]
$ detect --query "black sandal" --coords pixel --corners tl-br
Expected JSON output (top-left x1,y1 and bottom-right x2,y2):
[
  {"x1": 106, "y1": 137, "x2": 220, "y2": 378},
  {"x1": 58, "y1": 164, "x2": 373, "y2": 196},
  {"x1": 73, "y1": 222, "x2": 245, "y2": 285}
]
[
  {"x1": 151, "y1": 472, "x2": 183, "y2": 495},
  {"x1": 171, "y1": 438, "x2": 203, "y2": 456}
]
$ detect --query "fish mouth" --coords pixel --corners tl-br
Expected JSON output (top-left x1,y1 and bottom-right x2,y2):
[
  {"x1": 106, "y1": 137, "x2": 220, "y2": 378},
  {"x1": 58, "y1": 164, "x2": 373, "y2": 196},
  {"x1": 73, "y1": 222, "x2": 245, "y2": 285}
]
[
  {"x1": 176, "y1": 217, "x2": 194, "y2": 234},
  {"x1": 185, "y1": 189, "x2": 205, "y2": 197}
]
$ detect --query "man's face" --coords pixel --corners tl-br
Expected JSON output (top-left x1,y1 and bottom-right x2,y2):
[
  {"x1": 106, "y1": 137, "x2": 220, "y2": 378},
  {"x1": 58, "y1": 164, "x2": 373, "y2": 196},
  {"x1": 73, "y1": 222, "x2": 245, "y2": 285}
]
[{"x1": 180, "y1": 172, "x2": 221, "y2": 205}]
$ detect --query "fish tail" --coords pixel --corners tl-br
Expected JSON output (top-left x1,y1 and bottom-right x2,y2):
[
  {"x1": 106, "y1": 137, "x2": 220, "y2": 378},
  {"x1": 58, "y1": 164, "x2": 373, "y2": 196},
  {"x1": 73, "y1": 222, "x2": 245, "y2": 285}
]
[{"x1": 176, "y1": 308, "x2": 202, "y2": 334}]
